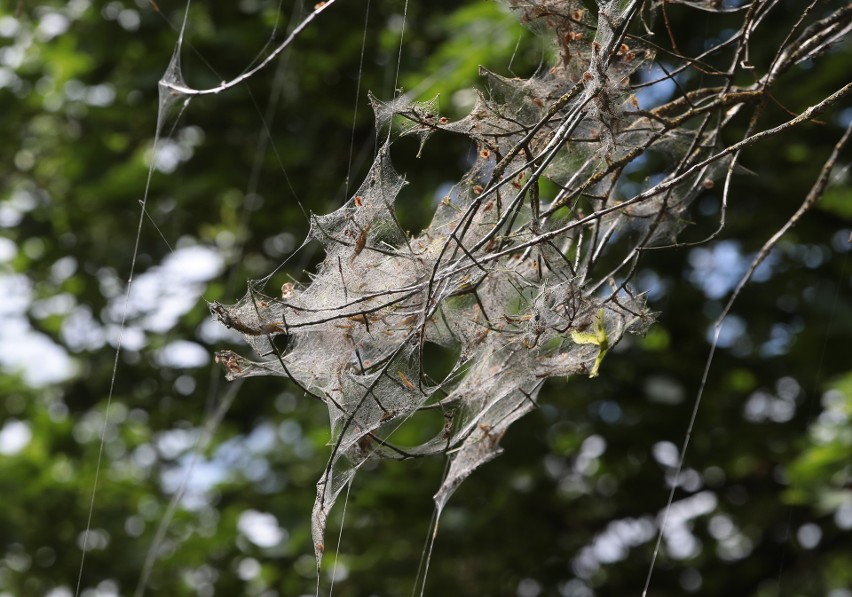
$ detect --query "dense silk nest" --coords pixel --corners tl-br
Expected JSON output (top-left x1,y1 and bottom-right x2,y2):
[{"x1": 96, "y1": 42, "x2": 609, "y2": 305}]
[{"x1": 177, "y1": 0, "x2": 852, "y2": 573}]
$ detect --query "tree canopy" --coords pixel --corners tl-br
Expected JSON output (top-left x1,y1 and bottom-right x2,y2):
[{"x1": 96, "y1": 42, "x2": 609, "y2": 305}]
[{"x1": 1, "y1": 1, "x2": 850, "y2": 596}]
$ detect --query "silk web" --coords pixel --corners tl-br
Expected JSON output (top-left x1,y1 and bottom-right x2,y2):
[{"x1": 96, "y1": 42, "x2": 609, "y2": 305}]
[
  {"x1": 206, "y1": 0, "x2": 718, "y2": 581},
  {"x1": 80, "y1": 0, "x2": 852, "y2": 595}
]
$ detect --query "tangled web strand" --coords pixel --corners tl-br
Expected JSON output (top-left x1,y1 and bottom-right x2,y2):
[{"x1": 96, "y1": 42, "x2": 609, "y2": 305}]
[{"x1": 208, "y1": 0, "x2": 737, "y2": 571}]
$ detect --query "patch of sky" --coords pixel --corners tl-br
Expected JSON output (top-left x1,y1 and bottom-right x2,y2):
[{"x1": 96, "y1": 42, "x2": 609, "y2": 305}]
[
  {"x1": 0, "y1": 419, "x2": 32, "y2": 455},
  {"x1": 110, "y1": 243, "x2": 223, "y2": 334},
  {"x1": 0, "y1": 188, "x2": 39, "y2": 228},
  {"x1": 0, "y1": 237, "x2": 16, "y2": 261},
  {"x1": 147, "y1": 126, "x2": 205, "y2": 174},
  {"x1": 634, "y1": 63, "x2": 677, "y2": 110},
  {"x1": 759, "y1": 320, "x2": 802, "y2": 358},
  {"x1": 832, "y1": 229, "x2": 851, "y2": 252},
  {"x1": 688, "y1": 240, "x2": 778, "y2": 299},
  {"x1": 0, "y1": 273, "x2": 75, "y2": 385},
  {"x1": 708, "y1": 314, "x2": 747, "y2": 349},
  {"x1": 635, "y1": 268, "x2": 669, "y2": 302},
  {"x1": 158, "y1": 422, "x2": 294, "y2": 505},
  {"x1": 237, "y1": 510, "x2": 288, "y2": 549},
  {"x1": 743, "y1": 377, "x2": 800, "y2": 424},
  {"x1": 155, "y1": 340, "x2": 210, "y2": 369}
]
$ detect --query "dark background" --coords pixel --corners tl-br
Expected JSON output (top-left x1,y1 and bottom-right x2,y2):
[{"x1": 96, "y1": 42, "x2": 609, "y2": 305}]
[{"x1": 1, "y1": 1, "x2": 850, "y2": 595}]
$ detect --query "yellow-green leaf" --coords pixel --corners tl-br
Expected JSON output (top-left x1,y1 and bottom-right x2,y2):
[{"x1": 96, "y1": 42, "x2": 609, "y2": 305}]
[{"x1": 570, "y1": 309, "x2": 609, "y2": 377}]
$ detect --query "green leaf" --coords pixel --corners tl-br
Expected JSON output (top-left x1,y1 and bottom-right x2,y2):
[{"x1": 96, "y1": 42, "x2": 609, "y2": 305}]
[{"x1": 571, "y1": 308, "x2": 609, "y2": 377}]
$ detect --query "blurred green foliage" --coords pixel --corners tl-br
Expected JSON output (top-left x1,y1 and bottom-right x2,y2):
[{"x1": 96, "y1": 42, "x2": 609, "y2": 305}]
[{"x1": 1, "y1": 1, "x2": 850, "y2": 596}]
